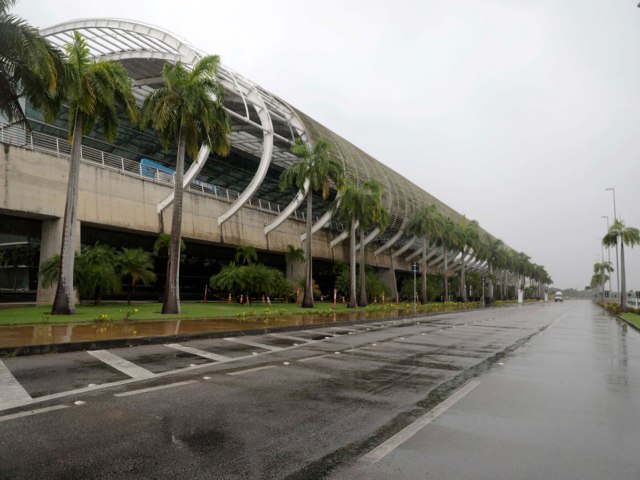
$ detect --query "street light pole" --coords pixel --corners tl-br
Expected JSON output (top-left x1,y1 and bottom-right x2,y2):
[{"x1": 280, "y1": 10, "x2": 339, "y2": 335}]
[
  {"x1": 602, "y1": 215, "x2": 612, "y2": 299},
  {"x1": 412, "y1": 262, "x2": 418, "y2": 314},
  {"x1": 605, "y1": 187, "x2": 620, "y2": 298}
]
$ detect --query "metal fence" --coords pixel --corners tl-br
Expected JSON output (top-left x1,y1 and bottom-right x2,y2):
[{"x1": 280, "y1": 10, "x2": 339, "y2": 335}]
[{"x1": 0, "y1": 122, "x2": 310, "y2": 221}]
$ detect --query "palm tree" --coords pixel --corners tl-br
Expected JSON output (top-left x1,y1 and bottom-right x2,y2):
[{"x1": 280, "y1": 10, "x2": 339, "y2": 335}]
[
  {"x1": 592, "y1": 261, "x2": 613, "y2": 302},
  {"x1": 48, "y1": 32, "x2": 138, "y2": 315},
  {"x1": 406, "y1": 204, "x2": 439, "y2": 304},
  {"x1": 75, "y1": 243, "x2": 122, "y2": 305},
  {"x1": 142, "y1": 56, "x2": 231, "y2": 314},
  {"x1": 119, "y1": 248, "x2": 157, "y2": 305},
  {"x1": 0, "y1": 0, "x2": 64, "y2": 125},
  {"x1": 482, "y1": 236, "x2": 504, "y2": 303},
  {"x1": 334, "y1": 179, "x2": 389, "y2": 307},
  {"x1": 451, "y1": 217, "x2": 480, "y2": 302},
  {"x1": 279, "y1": 137, "x2": 345, "y2": 308},
  {"x1": 603, "y1": 219, "x2": 640, "y2": 311},
  {"x1": 434, "y1": 214, "x2": 455, "y2": 302},
  {"x1": 235, "y1": 246, "x2": 258, "y2": 266}
]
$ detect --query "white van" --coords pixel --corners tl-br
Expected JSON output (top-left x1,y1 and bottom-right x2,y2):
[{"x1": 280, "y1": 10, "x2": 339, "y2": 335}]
[
  {"x1": 627, "y1": 297, "x2": 639, "y2": 309},
  {"x1": 555, "y1": 291, "x2": 563, "y2": 302}
]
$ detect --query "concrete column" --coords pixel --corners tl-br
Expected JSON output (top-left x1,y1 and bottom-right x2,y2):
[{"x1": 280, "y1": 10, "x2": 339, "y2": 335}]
[
  {"x1": 36, "y1": 219, "x2": 80, "y2": 305},
  {"x1": 286, "y1": 259, "x2": 305, "y2": 284},
  {"x1": 379, "y1": 263, "x2": 398, "y2": 300}
]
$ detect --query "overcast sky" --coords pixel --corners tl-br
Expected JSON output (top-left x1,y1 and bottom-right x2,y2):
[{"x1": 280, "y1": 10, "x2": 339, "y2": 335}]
[{"x1": 13, "y1": 0, "x2": 640, "y2": 291}]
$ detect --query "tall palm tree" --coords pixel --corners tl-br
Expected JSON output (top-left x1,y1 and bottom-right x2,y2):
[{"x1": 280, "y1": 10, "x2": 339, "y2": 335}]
[
  {"x1": 434, "y1": 214, "x2": 455, "y2": 302},
  {"x1": 451, "y1": 217, "x2": 480, "y2": 302},
  {"x1": 119, "y1": 248, "x2": 157, "y2": 305},
  {"x1": 483, "y1": 236, "x2": 504, "y2": 303},
  {"x1": 406, "y1": 204, "x2": 439, "y2": 304},
  {"x1": 0, "y1": 0, "x2": 63, "y2": 125},
  {"x1": 142, "y1": 56, "x2": 231, "y2": 314},
  {"x1": 279, "y1": 137, "x2": 345, "y2": 308},
  {"x1": 603, "y1": 219, "x2": 640, "y2": 311},
  {"x1": 334, "y1": 179, "x2": 388, "y2": 307},
  {"x1": 592, "y1": 261, "x2": 612, "y2": 302},
  {"x1": 49, "y1": 32, "x2": 138, "y2": 315}
]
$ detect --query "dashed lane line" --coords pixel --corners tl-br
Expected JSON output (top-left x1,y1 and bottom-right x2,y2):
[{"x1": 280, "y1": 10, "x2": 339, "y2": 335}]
[
  {"x1": 268, "y1": 333, "x2": 316, "y2": 343},
  {"x1": 0, "y1": 359, "x2": 32, "y2": 409},
  {"x1": 87, "y1": 350, "x2": 155, "y2": 379},
  {"x1": 0, "y1": 404, "x2": 69, "y2": 423},
  {"x1": 165, "y1": 343, "x2": 231, "y2": 362},
  {"x1": 227, "y1": 365, "x2": 277, "y2": 376},
  {"x1": 223, "y1": 337, "x2": 283, "y2": 351},
  {"x1": 297, "y1": 354, "x2": 332, "y2": 362},
  {"x1": 360, "y1": 380, "x2": 481, "y2": 464},
  {"x1": 114, "y1": 380, "x2": 199, "y2": 397}
]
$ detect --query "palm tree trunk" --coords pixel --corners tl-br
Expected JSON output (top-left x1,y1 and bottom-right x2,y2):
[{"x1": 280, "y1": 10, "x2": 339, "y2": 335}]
[
  {"x1": 302, "y1": 192, "x2": 314, "y2": 308},
  {"x1": 348, "y1": 218, "x2": 357, "y2": 308},
  {"x1": 421, "y1": 238, "x2": 428, "y2": 304},
  {"x1": 358, "y1": 227, "x2": 367, "y2": 307},
  {"x1": 52, "y1": 110, "x2": 83, "y2": 315},
  {"x1": 488, "y1": 263, "x2": 494, "y2": 302},
  {"x1": 620, "y1": 243, "x2": 627, "y2": 311},
  {"x1": 460, "y1": 248, "x2": 468, "y2": 302},
  {"x1": 162, "y1": 125, "x2": 186, "y2": 314},
  {"x1": 443, "y1": 248, "x2": 449, "y2": 302}
]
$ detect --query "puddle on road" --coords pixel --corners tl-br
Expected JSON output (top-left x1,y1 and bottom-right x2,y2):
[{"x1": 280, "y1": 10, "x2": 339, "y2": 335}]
[{"x1": 0, "y1": 311, "x2": 401, "y2": 348}]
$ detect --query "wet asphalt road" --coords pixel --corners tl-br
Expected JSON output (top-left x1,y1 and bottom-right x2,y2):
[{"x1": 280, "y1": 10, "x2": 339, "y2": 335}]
[{"x1": 1, "y1": 301, "x2": 637, "y2": 479}]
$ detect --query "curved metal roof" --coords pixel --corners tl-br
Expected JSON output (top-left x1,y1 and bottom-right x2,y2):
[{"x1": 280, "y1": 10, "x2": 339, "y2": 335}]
[{"x1": 39, "y1": 18, "x2": 494, "y2": 269}]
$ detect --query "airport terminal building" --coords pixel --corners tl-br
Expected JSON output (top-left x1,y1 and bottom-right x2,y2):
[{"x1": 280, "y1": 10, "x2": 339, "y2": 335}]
[{"x1": 0, "y1": 19, "x2": 489, "y2": 303}]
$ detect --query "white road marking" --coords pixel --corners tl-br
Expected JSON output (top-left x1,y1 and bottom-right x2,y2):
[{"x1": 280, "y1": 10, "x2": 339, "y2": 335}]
[
  {"x1": 114, "y1": 380, "x2": 199, "y2": 397},
  {"x1": 223, "y1": 337, "x2": 282, "y2": 351},
  {"x1": 360, "y1": 380, "x2": 481, "y2": 464},
  {"x1": 297, "y1": 354, "x2": 331, "y2": 362},
  {"x1": 304, "y1": 330, "x2": 338, "y2": 337},
  {"x1": 227, "y1": 365, "x2": 276, "y2": 376},
  {"x1": 165, "y1": 343, "x2": 231, "y2": 362},
  {"x1": 0, "y1": 404, "x2": 68, "y2": 422},
  {"x1": 269, "y1": 333, "x2": 315, "y2": 343},
  {"x1": 87, "y1": 350, "x2": 155, "y2": 379},
  {"x1": 0, "y1": 360, "x2": 32, "y2": 409}
]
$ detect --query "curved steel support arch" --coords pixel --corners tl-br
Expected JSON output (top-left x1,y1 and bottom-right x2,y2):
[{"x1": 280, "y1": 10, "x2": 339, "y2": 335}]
[
  {"x1": 157, "y1": 144, "x2": 211, "y2": 214},
  {"x1": 217, "y1": 85, "x2": 274, "y2": 226},
  {"x1": 41, "y1": 19, "x2": 202, "y2": 65}
]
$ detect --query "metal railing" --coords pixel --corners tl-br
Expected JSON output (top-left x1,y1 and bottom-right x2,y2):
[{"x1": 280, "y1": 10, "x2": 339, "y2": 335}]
[{"x1": 0, "y1": 122, "x2": 310, "y2": 221}]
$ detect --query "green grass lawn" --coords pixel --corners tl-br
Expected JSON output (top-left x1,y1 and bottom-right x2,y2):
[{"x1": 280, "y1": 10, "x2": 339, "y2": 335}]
[
  {"x1": 0, "y1": 298, "x2": 507, "y2": 327},
  {"x1": 0, "y1": 301, "x2": 370, "y2": 326},
  {"x1": 622, "y1": 312, "x2": 640, "y2": 329}
]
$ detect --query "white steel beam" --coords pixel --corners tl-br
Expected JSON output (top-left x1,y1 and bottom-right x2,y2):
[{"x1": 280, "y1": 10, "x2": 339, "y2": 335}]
[
  {"x1": 391, "y1": 236, "x2": 417, "y2": 259},
  {"x1": 374, "y1": 229, "x2": 404, "y2": 256}
]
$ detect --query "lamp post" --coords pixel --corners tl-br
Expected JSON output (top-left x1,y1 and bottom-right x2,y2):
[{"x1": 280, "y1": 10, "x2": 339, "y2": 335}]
[
  {"x1": 601, "y1": 215, "x2": 612, "y2": 300},
  {"x1": 605, "y1": 188, "x2": 620, "y2": 299},
  {"x1": 412, "y1": 262, "x2": 418, "y2": 314}
]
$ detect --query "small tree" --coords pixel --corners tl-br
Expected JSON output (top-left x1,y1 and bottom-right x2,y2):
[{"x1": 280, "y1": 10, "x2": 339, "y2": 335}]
[{"x1": 119, "y1": 248, "x2": 157, "y2": 305}]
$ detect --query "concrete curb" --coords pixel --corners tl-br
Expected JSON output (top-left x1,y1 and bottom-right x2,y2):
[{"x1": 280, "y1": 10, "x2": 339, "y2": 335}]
[
  {"x1": 0, "y1": 301, "x2": 532, "y2": 357},
  {"x1": 595, "y1": 303, "x2": 640, "y2": 334}
]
